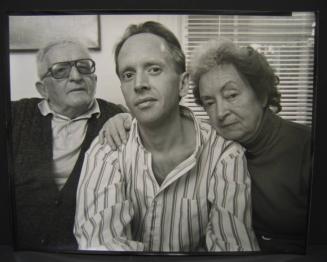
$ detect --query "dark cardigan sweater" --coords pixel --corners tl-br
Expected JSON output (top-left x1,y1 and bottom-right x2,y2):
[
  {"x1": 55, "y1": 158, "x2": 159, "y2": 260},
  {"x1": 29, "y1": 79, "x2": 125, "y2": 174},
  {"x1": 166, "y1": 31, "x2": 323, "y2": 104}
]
[
  {"x1": 11, "y1": 98, "x2": 122, "y2": 251},
  {"x1": 245, "y1": 109, "x2": 312, "y2": 253}
]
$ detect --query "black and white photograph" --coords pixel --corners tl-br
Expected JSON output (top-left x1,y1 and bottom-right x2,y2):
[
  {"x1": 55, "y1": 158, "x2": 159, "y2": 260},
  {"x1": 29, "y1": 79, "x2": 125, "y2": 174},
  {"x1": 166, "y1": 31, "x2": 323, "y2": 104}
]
[{"x1": 8, "y1": 12, "x2": 315, "y2": 254}]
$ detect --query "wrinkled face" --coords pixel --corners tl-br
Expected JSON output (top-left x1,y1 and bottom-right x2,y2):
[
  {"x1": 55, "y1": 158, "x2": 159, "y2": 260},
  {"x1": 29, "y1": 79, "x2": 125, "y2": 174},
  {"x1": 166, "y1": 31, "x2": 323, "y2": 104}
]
[
  {"x1": 117, "y1": 33, "x2": 187, "y2": 127},
  {"x1": 199, "y1": 64, "x2": 264, "y2": 144},
  {"x1": 37, "y1": 43, "x2": 97, "y2": 118}
]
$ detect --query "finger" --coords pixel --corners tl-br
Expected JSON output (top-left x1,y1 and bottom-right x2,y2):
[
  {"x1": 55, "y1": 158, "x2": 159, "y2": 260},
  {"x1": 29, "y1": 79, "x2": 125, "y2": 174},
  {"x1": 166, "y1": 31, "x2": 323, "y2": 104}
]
[
  {"x1": 99, "y1": 129, "x2": 105, "y2": 145},
  {"x1": 106, "y1": 119, "x2": 124, "y2": 148},
  {"x1": 107, "y1": 134, "x2": 117, "y2": 151},
  {"x1": 106, "y1": 124, "x2": 119, "y2": 150},
  {"x1": 112, "y1": 131, "x2": 123, "y2": 149},
  {"x1": 123, "y1": 114, "x2": 132, "y2": 129},
  {"x1": 116, "y1": 116, "x2": 128, "y2": 144},
  {"x1": 123, "y1": 114, "x2": 133, "y2": 142},
  {"x1": 124, "y1": 133, "x2": 130, "y2": 143}
]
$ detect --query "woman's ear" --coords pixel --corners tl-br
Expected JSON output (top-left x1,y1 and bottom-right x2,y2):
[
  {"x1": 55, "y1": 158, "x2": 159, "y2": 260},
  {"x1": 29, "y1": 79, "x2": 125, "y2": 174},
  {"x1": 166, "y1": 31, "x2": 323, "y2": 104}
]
[
  {"x1": 261, "y1": 95, "x2": 268, "y2": 108},
  {"x1": 179, "y1": 72, "x2": 190, "y2": 98},
  {"x1": 35, "y1": 81, "x2": 49, "y2": 100}
]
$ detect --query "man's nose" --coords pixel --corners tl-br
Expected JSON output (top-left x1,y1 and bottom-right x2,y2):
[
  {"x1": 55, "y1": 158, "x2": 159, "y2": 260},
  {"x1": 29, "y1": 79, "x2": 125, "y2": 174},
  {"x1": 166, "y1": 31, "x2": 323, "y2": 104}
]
[
  {"x1": 68, "y1": 65, "x2": 82, "y2": 81},
  {"x1": 134, "y1": 71, "x2": 149, "y2": 92}
]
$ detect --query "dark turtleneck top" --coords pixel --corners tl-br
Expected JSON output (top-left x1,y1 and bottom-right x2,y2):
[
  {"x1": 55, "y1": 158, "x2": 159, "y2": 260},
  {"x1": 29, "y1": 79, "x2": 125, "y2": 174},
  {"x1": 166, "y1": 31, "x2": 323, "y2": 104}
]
[{"x1": 244, "y1": 109, "x2": 311, "y2": 253}]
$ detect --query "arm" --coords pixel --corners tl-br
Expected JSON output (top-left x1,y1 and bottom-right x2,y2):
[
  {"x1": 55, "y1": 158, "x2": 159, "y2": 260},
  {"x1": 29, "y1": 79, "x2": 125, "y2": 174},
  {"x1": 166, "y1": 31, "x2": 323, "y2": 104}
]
[
  {"x1": 99, "y1": 113, "x2": 133, "y2": 150},
  {"x1": 206, "y1": 142, "x2": 259, "y2": 252},
  {"x1": 74, "y1": 137, "x2": 144, "y2": 251}
]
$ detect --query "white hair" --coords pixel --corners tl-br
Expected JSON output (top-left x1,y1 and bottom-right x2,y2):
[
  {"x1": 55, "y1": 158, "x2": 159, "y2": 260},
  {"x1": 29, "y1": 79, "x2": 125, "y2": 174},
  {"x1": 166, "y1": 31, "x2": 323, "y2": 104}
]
[{"x1": 36, "y1": 39, "x2": 90, "y2": 79}]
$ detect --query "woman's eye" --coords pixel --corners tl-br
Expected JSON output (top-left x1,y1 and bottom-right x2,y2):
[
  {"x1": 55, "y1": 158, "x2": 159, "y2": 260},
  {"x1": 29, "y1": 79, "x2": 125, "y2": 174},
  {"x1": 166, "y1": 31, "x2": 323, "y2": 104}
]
[
  {"x1": 225, "y1": 92, "x2": 238, "y2": 100},
  {"x1": 202, "y1": 100, "x2": 215, "y2": 107},
  {"x1": 229, "y1": 94, "x2": 237, "y2": 99}
]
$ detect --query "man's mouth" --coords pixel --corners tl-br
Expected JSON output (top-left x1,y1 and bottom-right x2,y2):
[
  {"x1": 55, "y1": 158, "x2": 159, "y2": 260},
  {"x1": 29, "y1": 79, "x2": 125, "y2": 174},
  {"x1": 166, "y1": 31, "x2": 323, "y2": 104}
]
[
  {"x1": 135, "y1": 97, "x2": 157, "y2": 108},
  {"x1": 68, "y1": 87, "x2": 87, "y2": 93}
]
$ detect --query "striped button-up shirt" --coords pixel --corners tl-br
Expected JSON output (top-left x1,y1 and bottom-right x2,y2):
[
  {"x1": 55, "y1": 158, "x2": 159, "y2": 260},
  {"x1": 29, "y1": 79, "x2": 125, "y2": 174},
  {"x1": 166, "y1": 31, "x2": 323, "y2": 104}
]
[{"x1": 74, "y1": 108, "x2": 259, "y2": 252}]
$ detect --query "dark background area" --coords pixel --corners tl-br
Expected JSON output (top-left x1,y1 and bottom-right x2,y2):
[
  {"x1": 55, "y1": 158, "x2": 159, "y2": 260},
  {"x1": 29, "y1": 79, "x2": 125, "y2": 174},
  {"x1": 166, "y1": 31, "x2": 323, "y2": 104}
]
[{"x1": 0, "y1": 0, "x2": 326, "y2": 261}]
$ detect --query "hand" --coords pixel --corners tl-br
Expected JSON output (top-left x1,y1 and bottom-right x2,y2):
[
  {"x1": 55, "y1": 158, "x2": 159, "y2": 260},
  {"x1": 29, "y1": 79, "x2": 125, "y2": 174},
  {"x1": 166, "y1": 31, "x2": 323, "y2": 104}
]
[{"x1": 99, "y1": 113, "x2": 132, "y2": 150}]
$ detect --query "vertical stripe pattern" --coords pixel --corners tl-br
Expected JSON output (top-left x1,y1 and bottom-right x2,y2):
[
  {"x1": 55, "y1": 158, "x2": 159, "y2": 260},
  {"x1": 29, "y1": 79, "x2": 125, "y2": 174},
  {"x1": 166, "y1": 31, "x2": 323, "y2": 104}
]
[{"x1": 74, "y1": 107, "x2": 259, "y2": 252}]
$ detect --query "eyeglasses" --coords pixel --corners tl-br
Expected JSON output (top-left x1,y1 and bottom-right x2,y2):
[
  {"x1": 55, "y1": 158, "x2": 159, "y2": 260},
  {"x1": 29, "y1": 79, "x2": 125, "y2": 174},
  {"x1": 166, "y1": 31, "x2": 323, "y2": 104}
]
[{"x1": 41, "y1": 59, "x2": 96, "y2": 80}]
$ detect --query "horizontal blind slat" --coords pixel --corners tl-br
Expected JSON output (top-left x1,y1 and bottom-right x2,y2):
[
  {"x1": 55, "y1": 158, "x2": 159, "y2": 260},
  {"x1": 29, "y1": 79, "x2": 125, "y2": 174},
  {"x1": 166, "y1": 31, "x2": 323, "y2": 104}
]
[{"x1": 184, "y1": 12, "x2": 315, "y2": 126}]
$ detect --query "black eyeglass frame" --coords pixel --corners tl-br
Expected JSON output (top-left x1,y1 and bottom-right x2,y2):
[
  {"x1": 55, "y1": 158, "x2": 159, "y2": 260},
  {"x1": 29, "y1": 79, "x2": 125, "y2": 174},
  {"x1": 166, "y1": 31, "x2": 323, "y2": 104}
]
[{"x1": 41, "y1": 58, "x2": 96, "y2": 80}]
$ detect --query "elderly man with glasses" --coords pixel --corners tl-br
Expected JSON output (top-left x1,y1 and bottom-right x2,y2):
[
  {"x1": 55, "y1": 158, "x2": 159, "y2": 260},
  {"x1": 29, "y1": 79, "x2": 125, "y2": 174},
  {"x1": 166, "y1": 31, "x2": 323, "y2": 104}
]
[{"x1": 11, "y1": 39, "x2": 123, "y2": 251}]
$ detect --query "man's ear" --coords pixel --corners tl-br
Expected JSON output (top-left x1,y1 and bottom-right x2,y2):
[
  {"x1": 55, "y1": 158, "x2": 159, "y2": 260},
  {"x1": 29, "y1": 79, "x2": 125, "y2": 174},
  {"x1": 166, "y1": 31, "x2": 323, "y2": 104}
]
[
  {"x1": 35, "y1": 81, "x2": 48, "y2": 99},
  {"x1": 179, "y1": 72, "x2": 189, "y2": 98}
]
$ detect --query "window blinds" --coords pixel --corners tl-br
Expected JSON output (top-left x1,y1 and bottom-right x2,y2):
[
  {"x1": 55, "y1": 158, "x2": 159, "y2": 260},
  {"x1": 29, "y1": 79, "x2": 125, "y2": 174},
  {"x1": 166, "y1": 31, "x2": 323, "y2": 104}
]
[{"x1": 182, "y1": 12, "x2": 316, "y2": 126}]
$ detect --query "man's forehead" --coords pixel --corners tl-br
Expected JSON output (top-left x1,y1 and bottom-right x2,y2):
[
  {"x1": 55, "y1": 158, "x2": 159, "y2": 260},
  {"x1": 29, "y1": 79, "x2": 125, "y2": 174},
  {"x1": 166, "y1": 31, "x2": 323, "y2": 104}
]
[
  {"x1": 121, "y1": 33, "x2": 169, "y2": 54},
  {"x1": 117, "y1": 33, "x2": 173, "y2": 69},
  {"x1": 45, "y1": 43, "x2": 90, "y2": 64}
]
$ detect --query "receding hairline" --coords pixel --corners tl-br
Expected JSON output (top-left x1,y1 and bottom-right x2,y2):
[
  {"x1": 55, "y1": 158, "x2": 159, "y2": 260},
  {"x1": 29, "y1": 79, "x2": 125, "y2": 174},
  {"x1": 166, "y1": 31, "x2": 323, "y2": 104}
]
[
  {"x1": 116, "y1": 32, "x2": 182, "y2": 75},
  {"x1": 117, "y1": 32, "x2": 172, "y2": 57}
]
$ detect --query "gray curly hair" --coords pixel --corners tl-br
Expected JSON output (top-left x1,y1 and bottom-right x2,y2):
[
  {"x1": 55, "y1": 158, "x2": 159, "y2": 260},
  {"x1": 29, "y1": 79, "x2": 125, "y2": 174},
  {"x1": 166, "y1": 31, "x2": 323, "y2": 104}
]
[{"x1": 189, "y1": 38, "x2": 281, "y2": 112}]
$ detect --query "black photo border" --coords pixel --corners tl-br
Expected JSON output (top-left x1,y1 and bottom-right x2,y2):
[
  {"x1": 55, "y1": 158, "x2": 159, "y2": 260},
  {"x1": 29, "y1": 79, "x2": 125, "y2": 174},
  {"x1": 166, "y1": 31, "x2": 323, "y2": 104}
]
[{"x1": 1, "y1": 0, "x2": 326, "y2": 261}]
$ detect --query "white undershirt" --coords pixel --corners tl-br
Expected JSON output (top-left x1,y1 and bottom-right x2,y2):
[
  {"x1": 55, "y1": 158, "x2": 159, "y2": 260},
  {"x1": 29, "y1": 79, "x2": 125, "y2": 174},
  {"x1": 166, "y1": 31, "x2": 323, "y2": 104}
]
[{"x1": 38, "y1": 100, "x2": 100, "y2": 190}]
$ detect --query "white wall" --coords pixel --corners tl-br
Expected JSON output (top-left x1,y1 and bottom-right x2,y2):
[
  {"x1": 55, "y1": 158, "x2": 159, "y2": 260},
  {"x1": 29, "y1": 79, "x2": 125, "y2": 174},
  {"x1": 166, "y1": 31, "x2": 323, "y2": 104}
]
[{"x1": 9, "y1": 14, "x2": 185, "y2": 107}]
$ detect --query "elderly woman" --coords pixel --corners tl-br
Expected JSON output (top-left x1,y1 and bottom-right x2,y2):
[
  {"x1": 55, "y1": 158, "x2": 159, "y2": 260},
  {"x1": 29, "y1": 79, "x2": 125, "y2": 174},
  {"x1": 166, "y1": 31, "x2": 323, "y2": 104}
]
[
  {"x1": 189, "y1": 38, "x2": 311, "y2": 253},
  {"x1": 102, "y1": 38, "x2": 311, "y2": 253}
]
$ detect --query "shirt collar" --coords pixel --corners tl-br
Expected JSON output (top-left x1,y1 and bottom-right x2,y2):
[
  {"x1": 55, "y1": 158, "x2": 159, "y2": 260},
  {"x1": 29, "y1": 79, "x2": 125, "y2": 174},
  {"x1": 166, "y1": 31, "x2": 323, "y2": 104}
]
[
  {"x1": 38, "y1": 99, "x2": 101, "y2": 121},
  {"x1": 130, "y1": 106, "x2": 204, "y2": 160}
]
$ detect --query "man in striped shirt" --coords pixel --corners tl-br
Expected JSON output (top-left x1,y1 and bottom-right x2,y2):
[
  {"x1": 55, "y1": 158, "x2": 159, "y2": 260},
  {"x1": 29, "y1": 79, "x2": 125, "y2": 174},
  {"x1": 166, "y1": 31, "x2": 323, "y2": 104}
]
[{"x1": 74, "y1": 21, "x2": 259, "y2": 252}]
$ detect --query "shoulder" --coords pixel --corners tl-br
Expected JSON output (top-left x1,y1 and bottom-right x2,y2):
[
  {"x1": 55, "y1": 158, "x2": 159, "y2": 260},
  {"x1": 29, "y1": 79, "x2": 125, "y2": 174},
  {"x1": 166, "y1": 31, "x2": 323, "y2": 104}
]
[
  {"x1": 197, "y1": 118, "x2": 245, "y2": 159},
  {"x1": 197, "y1": 120, "x2": 249, "y2": 184},
  {"x1": 96, "y1": 98, "x2": 124, "y2": 115},
  {"x1": 79, "y1": 137, "x2": 123, "y2": 194},
  {"x1": 11, "y1": 97, "x2": 42, "y2": 110},
  {"x1": 86, "y1": 136, "x2": 118, "y2": 160},
  {"x1": 11, "y1": 98, "x2": 44, "y2": 122},
  {"x1": 277, "y1": 114, "x2": 311, "y2": 142}
]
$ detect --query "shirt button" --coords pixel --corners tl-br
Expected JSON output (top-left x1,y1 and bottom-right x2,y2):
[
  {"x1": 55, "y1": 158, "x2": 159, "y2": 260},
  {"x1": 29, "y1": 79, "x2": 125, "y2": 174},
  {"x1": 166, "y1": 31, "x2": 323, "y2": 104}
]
[
  {"x1": 261, "y1": 235, "x2": 272, "y2": 241},
  {"x1": 40, "y1": 238, "x2": 48, "y2": 245},
  {"x1": 54, "y1": 199, "x2": 62, "y2": 206}
]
